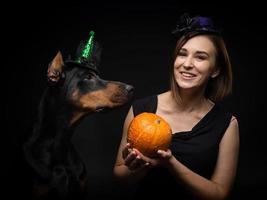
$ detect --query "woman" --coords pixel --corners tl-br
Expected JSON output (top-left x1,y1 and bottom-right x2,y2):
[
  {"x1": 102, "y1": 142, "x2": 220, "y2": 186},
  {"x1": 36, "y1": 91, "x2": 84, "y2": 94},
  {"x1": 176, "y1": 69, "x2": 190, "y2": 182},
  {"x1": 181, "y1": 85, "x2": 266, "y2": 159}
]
[{"x1": 113, "y1": 13, "x2": 239, "y2": 200}]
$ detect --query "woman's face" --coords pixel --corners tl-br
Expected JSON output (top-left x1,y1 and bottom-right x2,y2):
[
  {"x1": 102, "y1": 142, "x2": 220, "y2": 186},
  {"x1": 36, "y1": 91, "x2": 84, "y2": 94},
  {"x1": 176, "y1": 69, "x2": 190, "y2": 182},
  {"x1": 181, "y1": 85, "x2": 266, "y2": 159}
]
[{"x1": 174, "y1": 35, "x2": 219, "y2": 90}]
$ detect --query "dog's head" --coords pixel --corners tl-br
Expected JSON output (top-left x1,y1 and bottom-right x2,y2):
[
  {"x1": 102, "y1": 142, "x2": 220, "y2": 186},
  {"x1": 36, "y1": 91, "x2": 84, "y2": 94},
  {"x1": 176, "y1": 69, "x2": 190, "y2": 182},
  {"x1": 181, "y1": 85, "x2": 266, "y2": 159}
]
[{"x1": 46, "y1": 32, "x2": 133, "y2": 125}]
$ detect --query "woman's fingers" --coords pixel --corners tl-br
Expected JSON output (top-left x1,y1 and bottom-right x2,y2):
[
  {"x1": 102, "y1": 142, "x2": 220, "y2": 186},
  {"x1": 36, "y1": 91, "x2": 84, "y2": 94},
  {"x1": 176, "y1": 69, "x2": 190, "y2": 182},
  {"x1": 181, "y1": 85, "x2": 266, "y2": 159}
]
[
  {"x1": 157, "y1": 149, "x2": 172, "y2": 158},
  {"x1": 128, "y1": 155, "x2": 142, "y2": 171},
  {"x1": 124, "y1": 150, "x2": 150, "y2": 172},
  {"x1": 122, "y1": 143, "x2": 132, "y2": 159},
  {"x1": 124, "y1": 150, "x2": 137, "y2": 166}
]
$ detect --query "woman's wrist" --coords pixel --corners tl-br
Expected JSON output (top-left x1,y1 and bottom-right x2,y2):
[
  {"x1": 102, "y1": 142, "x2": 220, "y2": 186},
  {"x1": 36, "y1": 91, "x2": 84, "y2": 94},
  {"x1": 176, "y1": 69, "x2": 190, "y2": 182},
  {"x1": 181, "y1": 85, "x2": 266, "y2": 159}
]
[{"x1": 164, "y1": 155, "x2": 176, "y2": 169}]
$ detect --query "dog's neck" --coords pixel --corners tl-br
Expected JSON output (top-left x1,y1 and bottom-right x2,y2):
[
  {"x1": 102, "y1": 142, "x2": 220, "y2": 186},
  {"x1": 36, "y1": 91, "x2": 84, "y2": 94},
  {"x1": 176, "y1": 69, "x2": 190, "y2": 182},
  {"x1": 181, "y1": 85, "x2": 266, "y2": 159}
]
[
  {"x1": 32, "y1": 87, "x2": 78, "y2": 141},
  {"x1": 24, "y1": 86, "x2": 85, "y2": 173}
]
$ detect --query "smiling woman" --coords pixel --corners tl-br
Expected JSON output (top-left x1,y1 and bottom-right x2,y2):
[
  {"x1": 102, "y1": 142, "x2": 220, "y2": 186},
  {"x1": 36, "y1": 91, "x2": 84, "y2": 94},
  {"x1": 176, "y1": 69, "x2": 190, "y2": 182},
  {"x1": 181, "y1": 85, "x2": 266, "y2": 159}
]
[{"x1": 113, "y1": 13, "x2": 239, "y2": 200}]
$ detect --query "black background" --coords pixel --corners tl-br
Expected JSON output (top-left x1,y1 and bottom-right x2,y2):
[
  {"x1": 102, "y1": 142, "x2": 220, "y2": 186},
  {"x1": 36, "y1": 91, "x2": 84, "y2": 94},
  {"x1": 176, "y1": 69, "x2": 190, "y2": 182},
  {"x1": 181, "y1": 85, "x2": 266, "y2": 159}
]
[{"x1": 4, "y1": 1, "x2": 267, "y2": 199}]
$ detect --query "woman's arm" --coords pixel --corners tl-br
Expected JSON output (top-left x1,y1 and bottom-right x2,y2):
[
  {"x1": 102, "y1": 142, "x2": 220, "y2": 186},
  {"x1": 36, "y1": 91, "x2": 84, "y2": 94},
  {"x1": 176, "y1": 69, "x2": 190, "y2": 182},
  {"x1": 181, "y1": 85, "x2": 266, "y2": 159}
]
[
  {"x1": 164, "y1": 117, "x2": 239, "y2": 200},
  {"x1": 113, "y1": 107, "x2": 150, "y2": 183}
]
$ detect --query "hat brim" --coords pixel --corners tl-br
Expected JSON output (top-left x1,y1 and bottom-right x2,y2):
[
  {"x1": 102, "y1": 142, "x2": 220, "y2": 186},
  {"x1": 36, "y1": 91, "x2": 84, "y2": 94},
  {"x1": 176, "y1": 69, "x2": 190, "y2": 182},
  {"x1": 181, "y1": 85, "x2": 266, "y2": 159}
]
[{"x1": 65, "y1": 60, "x2": 99, "y2": 74}]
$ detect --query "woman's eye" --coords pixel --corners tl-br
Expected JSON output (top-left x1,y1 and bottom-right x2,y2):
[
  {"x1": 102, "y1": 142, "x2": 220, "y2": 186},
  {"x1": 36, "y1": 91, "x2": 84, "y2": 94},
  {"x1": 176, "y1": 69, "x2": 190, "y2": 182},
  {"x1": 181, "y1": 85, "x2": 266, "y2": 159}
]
[
  {"x1": 196, "y1": 56, "x2": 206, "y2": 61},
  {"x1": 178, "y1": 52, "x2": 186, "y2": 57}
]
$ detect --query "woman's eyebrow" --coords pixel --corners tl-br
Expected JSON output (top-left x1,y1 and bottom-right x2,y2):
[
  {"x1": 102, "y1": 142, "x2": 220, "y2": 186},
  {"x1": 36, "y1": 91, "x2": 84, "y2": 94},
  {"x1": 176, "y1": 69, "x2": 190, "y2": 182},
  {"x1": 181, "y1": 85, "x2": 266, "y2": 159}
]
[{"x1": 195, "y1": 51, "x2": 209, "y2": 56}]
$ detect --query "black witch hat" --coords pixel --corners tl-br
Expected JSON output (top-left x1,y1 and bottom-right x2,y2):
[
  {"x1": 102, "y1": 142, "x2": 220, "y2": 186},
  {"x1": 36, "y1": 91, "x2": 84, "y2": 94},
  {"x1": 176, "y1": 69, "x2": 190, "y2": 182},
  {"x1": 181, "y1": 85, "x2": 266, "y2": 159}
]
[
  {"x1": 65, "y1": 31, "x2": 101, "y2": 74},
  {"x1": 172, "y1": 13, "x2": 221, "y2": 37}
]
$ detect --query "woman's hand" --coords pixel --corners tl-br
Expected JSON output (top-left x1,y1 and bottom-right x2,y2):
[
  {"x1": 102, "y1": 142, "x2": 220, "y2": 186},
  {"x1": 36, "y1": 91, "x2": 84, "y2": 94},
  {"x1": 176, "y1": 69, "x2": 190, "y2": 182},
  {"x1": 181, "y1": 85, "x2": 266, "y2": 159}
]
[
  {"x1": 136, "y1": 149, "x2": 173, "y2": 168},
  {"x1": 123, "y1": 143, "x2": 173, "y2": 170},
  {"x1": 122, "y1": 143, "x2": 150, "y2": 172}
]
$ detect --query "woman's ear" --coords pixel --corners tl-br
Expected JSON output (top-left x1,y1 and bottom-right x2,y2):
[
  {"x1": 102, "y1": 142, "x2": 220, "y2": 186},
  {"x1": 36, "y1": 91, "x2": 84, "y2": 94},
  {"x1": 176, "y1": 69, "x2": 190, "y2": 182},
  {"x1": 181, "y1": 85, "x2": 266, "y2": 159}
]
[{"x1": 211, "y1": 67, "x2": 220, "y2": 78}]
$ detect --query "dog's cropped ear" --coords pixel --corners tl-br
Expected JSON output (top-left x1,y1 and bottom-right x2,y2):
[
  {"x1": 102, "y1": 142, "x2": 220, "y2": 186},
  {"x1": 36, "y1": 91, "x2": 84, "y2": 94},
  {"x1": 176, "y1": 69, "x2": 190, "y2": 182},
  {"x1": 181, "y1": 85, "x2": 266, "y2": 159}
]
[{"x1": 47, "y1": 51, "x2": 65, "y2": 84}]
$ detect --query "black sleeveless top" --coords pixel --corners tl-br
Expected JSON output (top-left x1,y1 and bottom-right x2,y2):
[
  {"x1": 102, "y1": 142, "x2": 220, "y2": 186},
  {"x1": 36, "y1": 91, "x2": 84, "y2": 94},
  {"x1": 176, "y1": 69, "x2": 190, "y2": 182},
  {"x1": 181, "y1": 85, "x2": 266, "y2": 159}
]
[{"x1": 132, "y1": 95, "x2": 232, "y2": 199}]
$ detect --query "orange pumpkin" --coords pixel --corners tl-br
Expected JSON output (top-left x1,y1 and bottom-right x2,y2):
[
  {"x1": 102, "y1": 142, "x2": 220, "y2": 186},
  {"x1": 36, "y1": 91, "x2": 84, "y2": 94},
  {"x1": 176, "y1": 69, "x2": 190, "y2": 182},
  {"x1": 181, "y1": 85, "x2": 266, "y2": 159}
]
[{"x1": 127, "y1": 112, "x2": 172, "y2": 157}]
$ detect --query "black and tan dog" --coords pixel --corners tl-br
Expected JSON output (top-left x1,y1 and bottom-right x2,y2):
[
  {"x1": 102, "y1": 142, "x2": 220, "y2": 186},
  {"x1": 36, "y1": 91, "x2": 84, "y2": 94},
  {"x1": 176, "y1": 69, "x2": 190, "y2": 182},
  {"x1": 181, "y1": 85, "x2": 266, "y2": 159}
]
[{"x1": 23, "y1": 32, "x2": 133, "y2": 199}]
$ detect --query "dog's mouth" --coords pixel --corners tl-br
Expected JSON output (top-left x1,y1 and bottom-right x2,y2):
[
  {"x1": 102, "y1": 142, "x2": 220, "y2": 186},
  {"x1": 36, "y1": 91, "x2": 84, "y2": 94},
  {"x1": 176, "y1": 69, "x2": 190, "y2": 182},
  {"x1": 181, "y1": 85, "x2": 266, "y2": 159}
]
[
  {"x1": 95, "y1": 104, "x2": 123, "y2": 113},
  {"x1": 95, "y1": 107, "x2": 106, "y2": 113},
  {"x1": 94, "y1": 85, "x2": 134, "y2": 114},
  {"x1": 95, "y1": 106, "x2": 113, "y2": 113}
]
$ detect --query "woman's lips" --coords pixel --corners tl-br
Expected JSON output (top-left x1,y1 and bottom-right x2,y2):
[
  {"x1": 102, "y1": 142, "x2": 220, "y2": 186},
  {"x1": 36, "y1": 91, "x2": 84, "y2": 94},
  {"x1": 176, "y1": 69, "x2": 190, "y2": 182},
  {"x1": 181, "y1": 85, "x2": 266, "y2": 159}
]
[{"x1": 180, "y1": 72, "x2": 196, "y2": 79}]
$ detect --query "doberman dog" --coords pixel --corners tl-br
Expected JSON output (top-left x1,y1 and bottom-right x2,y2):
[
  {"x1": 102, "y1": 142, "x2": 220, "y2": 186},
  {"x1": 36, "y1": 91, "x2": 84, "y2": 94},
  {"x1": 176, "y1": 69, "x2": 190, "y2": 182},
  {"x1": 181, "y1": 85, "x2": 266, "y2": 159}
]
[{"x1": 23, "y1": 32, "x2": 134, "y2": 199}]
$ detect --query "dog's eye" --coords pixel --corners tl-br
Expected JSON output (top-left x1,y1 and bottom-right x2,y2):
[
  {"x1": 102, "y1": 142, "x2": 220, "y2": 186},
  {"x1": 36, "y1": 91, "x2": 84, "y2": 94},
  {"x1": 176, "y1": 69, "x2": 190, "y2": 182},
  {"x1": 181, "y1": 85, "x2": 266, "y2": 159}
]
[{"x1": 85, "y1": 73, "x2": 94, "y2": 80}]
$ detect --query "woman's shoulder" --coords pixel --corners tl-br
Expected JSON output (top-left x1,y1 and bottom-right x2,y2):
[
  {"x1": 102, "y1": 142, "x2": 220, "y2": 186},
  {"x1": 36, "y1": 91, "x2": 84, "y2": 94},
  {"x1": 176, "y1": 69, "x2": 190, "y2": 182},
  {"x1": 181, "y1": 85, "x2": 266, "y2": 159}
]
[
  {"x1": 230, "y1": 115, "x2": 239, "y2": 129},
  {"x1": 230, "y1": 115, "x2": 238, "y2": 122}
]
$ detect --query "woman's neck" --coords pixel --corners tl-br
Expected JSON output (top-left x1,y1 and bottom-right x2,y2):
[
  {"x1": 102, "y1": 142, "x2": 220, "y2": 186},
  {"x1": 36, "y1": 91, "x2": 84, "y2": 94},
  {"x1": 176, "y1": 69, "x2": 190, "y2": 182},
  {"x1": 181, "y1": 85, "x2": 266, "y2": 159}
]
[{"x1": 161, "y1": 90, "x2": 212, "y2": 113}]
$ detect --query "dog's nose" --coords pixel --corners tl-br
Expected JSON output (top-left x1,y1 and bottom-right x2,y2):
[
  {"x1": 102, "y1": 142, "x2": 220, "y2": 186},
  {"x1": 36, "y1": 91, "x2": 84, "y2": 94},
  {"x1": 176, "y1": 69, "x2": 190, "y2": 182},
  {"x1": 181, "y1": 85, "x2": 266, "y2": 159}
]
[{"x1": 125, "y1": 85, "x2": 134, "y2": 94}]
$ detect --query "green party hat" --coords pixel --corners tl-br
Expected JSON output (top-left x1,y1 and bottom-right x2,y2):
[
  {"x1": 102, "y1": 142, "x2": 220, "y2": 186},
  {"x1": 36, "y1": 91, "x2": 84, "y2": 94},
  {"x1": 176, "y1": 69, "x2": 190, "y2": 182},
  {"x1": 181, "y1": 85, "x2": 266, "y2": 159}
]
[
  {"x1": 66, "y1": 30, "x2": 101, "y2": 74},
  {"x1": 77, "y1": 30, "x2": 95, "y2": 63}
]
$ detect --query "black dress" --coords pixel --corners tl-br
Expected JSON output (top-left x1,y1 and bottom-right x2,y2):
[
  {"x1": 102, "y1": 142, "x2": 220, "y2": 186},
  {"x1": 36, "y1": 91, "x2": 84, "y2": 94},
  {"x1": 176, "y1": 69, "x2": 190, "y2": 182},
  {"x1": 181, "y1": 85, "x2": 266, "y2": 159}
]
[{"x1": 132, "y1": 95, "x2": 232, "y2": 199}]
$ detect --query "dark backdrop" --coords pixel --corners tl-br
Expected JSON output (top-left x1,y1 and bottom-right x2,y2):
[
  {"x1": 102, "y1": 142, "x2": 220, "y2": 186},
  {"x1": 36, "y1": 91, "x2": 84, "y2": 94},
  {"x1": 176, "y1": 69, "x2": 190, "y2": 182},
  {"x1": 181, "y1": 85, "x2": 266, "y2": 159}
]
[{"x1": 4, "y1": 2, "x2": 267, "y2": 199}]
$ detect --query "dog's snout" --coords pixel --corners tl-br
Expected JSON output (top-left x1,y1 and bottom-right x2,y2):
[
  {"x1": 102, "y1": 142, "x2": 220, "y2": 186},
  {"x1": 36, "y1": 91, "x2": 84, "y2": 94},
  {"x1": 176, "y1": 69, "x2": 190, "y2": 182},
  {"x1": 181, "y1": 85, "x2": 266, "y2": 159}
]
[{"x1": 125, "y1": 85, "x2": 134, "y2": 94}]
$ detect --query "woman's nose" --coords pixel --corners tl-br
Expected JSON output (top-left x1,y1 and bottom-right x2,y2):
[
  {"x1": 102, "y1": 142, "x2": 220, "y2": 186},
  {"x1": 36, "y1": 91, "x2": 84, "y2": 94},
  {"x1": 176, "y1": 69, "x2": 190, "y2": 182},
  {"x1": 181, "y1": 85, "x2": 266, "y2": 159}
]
[{"x1": 183, "y1": 56, "x2": 194, "y2": 68}]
